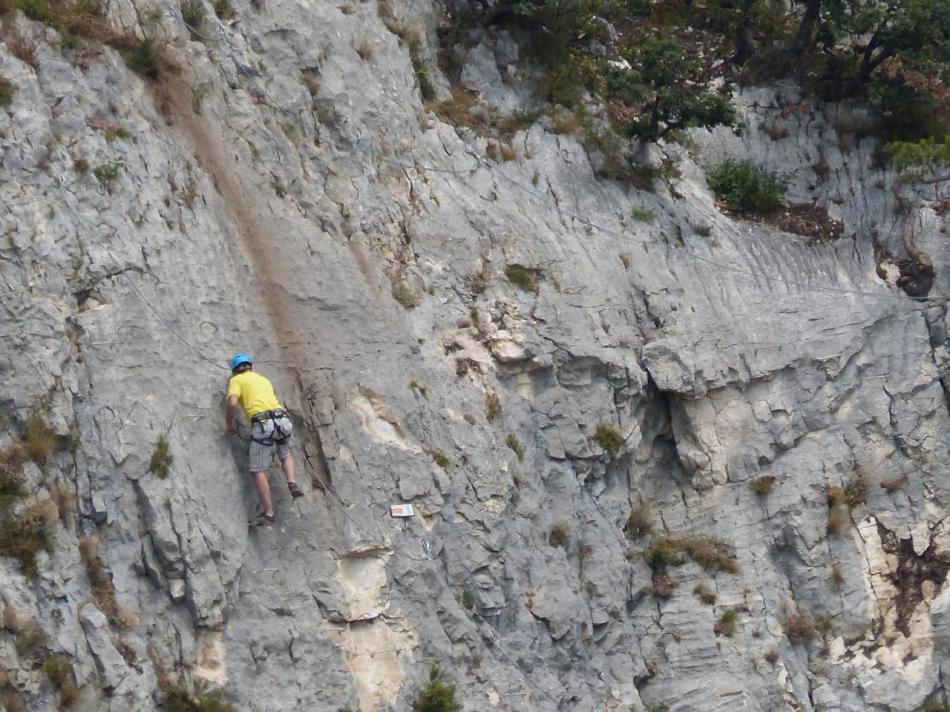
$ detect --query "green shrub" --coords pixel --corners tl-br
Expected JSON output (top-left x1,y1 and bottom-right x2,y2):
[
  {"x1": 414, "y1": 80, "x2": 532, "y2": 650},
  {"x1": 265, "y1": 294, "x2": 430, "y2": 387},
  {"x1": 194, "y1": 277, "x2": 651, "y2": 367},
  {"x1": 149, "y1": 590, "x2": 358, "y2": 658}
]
[
  {"x1": 593, "y1": 423, "x2": 623, "y2": 456},
  {"x1": 632, "y1": 207, "x2": 656, "y2": 223},
  {"x1": 213, "y1": 0, "x2": 234, "y2": 20},
  {"x1": 408, "y1": 35, "x2": 436, "y2": 102},
  {"x1": 124, "y1": 39, "x2": 161, "y2": 79},
  {"x1": 181, "y1": 0, "x2": 205, "y2": 38},
  {"x1": 160, "y1": 680, "x2": 232, "y2": 711},
  {"x1": 428, "y1": 450, "x2": 450, "y2": 469},
  {"x1": 0, "y1": 459, "x2": 24, "y2": 503},
  {"x1": 715, "y1": 608, "x2": 738, "y2": 636},
  {"x1": 412, "y1": 664, "x2": 461, "y2": 712},
  {"x1": 644, "y1": 540, "x2": 681, "y2": 571},
  {"x1": 149, "y1": 436, "x2": 172, "y2": 478},
  {"x1": 707, "y1": 161, "x2": 785, "y2": 214},
  {"x1": 505, "y1": 434, "x2": 525, "y2": 462},
  {"x1": 93, "y1": 163, "x2": 121, "y2": 186},
  {"x1": 0, "y1": 77, "x2": 15, "y2": 107},
  {"x1": 749, "y1": 475, "x2": 775, "y2": 496},
  {"x1": 504, "y1": 264, "x2": 540, "y2": 293}
]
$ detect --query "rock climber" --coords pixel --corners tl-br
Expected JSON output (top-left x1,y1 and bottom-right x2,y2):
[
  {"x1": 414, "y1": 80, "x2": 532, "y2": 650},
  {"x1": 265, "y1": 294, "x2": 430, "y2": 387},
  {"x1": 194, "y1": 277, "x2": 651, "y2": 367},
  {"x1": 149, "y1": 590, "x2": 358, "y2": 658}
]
[{"x1": 224, "y1": 353, "x2": 303, "y2": 524}]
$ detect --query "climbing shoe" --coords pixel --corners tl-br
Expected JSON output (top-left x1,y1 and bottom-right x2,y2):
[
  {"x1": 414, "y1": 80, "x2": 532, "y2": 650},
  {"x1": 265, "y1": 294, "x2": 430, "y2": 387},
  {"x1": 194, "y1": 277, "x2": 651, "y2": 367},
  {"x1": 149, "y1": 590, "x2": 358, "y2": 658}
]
[
  {"x1": 288, "y1": 482, "x2": 304, "y2": 499},
  {"x1": 250, "y1": 513, "x2": 276, "y2": 526}
]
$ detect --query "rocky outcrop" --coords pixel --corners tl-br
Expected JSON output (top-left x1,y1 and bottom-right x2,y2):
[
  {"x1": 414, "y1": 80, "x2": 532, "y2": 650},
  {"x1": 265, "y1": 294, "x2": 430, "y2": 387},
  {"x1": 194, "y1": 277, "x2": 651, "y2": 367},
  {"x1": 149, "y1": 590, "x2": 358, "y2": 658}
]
[{"x1": 0, "y1": 2, "x2": 948, "y2": 711}]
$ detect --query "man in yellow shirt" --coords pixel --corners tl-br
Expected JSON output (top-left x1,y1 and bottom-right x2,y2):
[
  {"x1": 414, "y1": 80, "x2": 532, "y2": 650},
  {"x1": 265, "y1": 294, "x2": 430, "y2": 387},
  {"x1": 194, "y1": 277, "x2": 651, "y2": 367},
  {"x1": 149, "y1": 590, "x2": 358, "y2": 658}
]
[{"x1": 225, "y1": 353, "x2": 304, "y2": 524}]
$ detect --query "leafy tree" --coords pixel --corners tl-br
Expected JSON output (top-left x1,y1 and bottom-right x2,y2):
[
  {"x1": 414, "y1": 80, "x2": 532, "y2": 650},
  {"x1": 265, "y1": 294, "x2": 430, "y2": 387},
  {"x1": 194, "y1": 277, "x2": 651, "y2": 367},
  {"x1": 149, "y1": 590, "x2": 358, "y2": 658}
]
[
  {"x1": 795, "y1": 0, "x2": 950, "y2": 88},
  {"x1": 608, "y1": 37, "x2": 737, "y2": 140}
]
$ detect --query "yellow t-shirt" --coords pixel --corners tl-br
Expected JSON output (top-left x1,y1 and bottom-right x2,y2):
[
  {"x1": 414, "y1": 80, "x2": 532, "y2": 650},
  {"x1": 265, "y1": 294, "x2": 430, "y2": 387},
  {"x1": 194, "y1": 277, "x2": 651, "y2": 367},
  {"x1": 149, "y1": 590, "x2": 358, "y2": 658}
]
[{"x1": 227, "y1": 371, "x2": 283, "y2": 418}]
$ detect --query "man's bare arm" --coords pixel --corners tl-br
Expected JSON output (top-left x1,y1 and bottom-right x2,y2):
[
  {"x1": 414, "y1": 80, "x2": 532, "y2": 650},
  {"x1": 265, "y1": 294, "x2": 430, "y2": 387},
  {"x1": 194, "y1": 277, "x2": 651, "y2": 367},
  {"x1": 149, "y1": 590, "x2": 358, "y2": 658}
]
[{"x1": 225, "y1": 395, "x2": 239, "y2": 435}]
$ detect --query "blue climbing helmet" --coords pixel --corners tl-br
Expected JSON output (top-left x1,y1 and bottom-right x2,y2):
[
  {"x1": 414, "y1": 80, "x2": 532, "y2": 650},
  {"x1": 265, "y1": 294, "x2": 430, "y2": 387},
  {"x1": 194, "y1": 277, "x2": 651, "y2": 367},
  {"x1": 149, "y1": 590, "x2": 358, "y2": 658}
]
[{"x1": 229, "y1": 353, "x2": 253, "y2": 372}]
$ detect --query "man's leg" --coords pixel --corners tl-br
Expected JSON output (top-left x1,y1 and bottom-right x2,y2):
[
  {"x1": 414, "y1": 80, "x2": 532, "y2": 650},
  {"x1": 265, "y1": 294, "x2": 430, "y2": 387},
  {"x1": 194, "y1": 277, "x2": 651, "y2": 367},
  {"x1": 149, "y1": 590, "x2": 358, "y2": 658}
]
[
  {"x1": 280, "y1": 454, "x2": 296, "y2": 485},
  {"x1": 253, "y1": 471, "x2": 274, "y2": 516}
]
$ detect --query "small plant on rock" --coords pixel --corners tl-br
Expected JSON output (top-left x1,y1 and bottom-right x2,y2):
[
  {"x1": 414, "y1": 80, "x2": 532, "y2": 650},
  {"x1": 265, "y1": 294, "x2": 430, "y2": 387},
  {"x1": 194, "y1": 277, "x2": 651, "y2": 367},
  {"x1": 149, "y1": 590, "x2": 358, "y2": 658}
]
[
  {"x1": 23, "y1": 413, "x2": 56, "y2": 465},
  {"x1": 484, "y1": 391, "x2": 501, "y2": 421},
  {"x1": 213, "y1": 0, "x2": 235, "y2": 20},
  {"x1": 646, "y1": 536, "x2": 739, "y2": 574},
  {"x1": 0, "y1": 498, "x2": 57, "y2": 577},
  {"x1": 0, "y1": 76, "x2": 15, "y2": 107},
  {"x1": 412, "y1": 664, "x2": 461, "y2": 712},
  {"x1": 181, "y1": 0, "x2": 205, "y2": 39},
  {"x1": 505, "y1": 434, "x2": 525, "y2": 462},
  {"x1": 124, "y1": 39, "x2": 163, "y2": 79},
  {"x1": 428, "y1": 450, "x2": 450, "y2": 469},
  {"x1": 160, "y1": 679, "x2": 233, "y2": 711},
  {"x1": 593, "y1": 423, "x2": 623, "y2": 456},
  {"x1": 391, "y1": 274, "x2": 420, "y2": 309},
  {"x1": 624, "y1": 504, "x2": 654, "y2": 538},
  {"x1": 150, "y1": 436, "x2": 173, "y2": 478},
  {"x1": 504, "y1": 264, "x2": 540, "y2": 293},
  {"x1": 749, "y1": 475, "x2": 775, "y2": 496},
  {"x1": 693, "y1": 582, "x2": 716, "y2": 605},
  {"x1": 93, "y1": 162, "x2": 121, "y2": 187},
  {"x1": 783, "y1": 608, "x2": 816, "y2": 645},
  {"x1": 549, "y1": 521, "x2": 569, "y2": 547},
  {"x1": 632, "y1": 207, "x2": 656, "y2": 223},
  {"x1": 714, "y1": 608, "x2": 738, "y2": 637},
  {"x1": 880, "y1": 475, "x2": 909, "y2": 493},
  {"x1": 44, "y1": 656, "x2": 80, "y2": 707},
  {"x1": 644, "y1": 540, "x2": 682, "y2": 572}
]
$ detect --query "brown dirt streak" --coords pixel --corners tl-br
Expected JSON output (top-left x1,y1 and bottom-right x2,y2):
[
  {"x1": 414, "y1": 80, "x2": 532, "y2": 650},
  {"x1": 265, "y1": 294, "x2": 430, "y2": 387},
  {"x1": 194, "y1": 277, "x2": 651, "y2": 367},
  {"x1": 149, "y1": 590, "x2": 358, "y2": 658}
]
[{"x1": 154, "y1": 73, "x2": 332, "y2": 483}]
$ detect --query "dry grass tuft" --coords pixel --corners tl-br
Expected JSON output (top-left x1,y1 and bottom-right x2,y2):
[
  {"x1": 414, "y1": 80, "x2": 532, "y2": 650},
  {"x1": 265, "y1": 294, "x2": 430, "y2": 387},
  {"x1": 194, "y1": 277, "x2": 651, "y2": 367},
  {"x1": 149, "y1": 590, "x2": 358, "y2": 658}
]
[
  {"x1": 548, "y1": 521, "x2": 569, "y2": 547},
  {"x1": 0, "y1": 498, "x2": 57, "y2": 577},
  {"x1": 3, "y1": 607, "x2": 47, "y2": 659},
  {"x1": 484, "y1": 391, "x2": 502, "y2": 421},
  {"x1": 880, "y1": 476, "x2": 908, "y2": 493},
  {"x1": 650, "y1": 573, "x2": 677, "y2": 598},
  {"x1": 624, "y1": 504, "x2": 654, "y2": 538},
  {"x1": 783, "y1": 609, "x2": 817, "y2": 645},
  {"x1": 356, "y1": 39, "x2": 374, "y2": 61},
  {"x1": 693, "y1": 582, "x2": 716, "y2": 605},
  {"x1": 826, "y1": 504, "x2": 850, "y2": 536},
  {"x1": 79, "y1": 536, "x2": 136, "y2": 630},
  {"x1": 23, "y1": 413, "x2": 56, "y2": 465}
]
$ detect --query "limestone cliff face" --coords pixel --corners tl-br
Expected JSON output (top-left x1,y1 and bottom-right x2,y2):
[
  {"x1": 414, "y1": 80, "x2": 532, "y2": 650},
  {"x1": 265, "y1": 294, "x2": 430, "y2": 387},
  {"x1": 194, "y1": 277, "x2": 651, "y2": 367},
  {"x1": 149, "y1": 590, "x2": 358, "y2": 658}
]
[{"x1": 1, "y1": 1, "x2": 949, "y2": 711}]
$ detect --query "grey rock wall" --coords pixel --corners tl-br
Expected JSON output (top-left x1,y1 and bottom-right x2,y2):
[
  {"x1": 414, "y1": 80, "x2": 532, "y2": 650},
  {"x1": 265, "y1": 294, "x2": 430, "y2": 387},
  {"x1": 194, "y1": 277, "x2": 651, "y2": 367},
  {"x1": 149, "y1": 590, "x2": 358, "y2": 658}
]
[{"x1": 0, "y1": 1, "x2": 948, "y2": 711}]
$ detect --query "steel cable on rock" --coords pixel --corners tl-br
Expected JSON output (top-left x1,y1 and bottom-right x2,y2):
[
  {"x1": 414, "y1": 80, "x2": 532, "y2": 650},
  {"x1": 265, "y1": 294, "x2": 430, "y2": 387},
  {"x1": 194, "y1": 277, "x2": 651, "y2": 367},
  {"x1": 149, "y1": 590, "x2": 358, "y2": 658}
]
[{"x1": 56, "y1": 176, "x2": 231, "y2": 374}]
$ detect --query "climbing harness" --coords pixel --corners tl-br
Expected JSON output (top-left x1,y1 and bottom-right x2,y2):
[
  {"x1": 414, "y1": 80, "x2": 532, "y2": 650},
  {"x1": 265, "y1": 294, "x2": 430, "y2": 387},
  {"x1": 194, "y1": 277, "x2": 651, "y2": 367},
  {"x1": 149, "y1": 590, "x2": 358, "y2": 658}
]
[{"x1": 250, "y1": 410, "x2": 293, "y2": 445}]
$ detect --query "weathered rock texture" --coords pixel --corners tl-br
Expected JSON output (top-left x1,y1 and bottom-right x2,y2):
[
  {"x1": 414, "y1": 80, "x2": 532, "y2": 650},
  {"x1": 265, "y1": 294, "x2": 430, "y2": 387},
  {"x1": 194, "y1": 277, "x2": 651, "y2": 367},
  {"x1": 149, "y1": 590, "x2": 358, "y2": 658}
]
[{"x1": 1, "y1": 1, "x2": 949, "y2": 711}]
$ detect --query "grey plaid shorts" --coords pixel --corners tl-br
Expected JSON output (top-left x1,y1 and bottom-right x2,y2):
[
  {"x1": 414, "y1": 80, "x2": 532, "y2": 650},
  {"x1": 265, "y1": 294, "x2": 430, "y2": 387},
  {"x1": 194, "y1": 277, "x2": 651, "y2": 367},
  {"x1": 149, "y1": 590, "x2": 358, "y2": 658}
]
[{"x1": 248, "y1": 415, "x2": 293, "y2": 472}]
